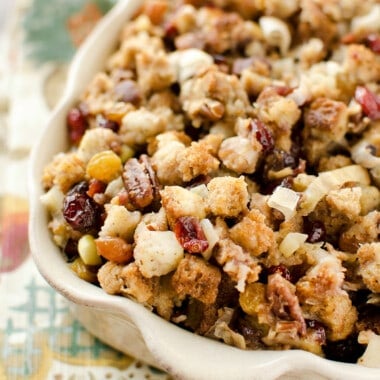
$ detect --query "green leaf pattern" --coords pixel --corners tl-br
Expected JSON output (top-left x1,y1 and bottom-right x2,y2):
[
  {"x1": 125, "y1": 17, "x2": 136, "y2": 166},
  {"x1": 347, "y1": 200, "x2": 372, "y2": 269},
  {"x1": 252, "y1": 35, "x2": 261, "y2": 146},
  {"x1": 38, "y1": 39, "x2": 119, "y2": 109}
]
[{"x1": 22, "y1": 0, "x2": 117, "y2": 63}]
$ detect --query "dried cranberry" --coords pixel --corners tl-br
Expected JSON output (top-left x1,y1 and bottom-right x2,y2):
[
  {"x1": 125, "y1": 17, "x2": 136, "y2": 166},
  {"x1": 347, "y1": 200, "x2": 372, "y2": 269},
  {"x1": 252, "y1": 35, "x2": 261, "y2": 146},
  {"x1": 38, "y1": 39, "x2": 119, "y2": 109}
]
[
  {"x1": 96, "y1": 114, "x2": 119, "y2": 132},
  {"x1": 306, "y1": 319, "x2": 326, "y2": 345},
  {"x1": 265, "y1": 149, "x2": 298, "y2": 172},
  {"x1": 165, "y1": 22, "x2": 178, "y2": 39},
  {"x1": 273, "y1": 85, "x2": 293, "y2": 96},
  {"x1": 174, "y1": 216, "x2": 209, "y2": 254},
  {"x1": 63, "y1": 238, "x2": 78, "y2": 261},
  {"x1": 355, "y1": 86, "x2": 380, "y2": 120},
  {"x1": 235, "y1": 315, "x2": 265, "y2": 349},
  {"x1": 303, "y1": 218, "x2": 326, "y2": 243},
  {"x1": 323, "y1": 335, "x2": 365, "y2": 363},
  {"x1": 365, "y1": 33, "x2": 380, "y2": 54},
  {"x1": 67, "y1": 107, "x2": 88, "y2": 144},
  {"x1": 250, "y1": 119, "x2": 274, "y2": 153},
  {"x1": 267, "y1": 264, "x2": 292, "y2": 282},
  {"x1": 63, "y1": 182, "x2": 101, "y2": 233}
]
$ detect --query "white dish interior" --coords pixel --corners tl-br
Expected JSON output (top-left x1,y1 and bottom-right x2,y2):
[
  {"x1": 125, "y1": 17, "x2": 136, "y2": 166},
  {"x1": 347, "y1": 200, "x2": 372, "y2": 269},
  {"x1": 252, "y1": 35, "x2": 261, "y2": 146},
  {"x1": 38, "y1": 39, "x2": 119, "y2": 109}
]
[{"x1": 28, "y1": 1, "x2": 380, "y2": 379}]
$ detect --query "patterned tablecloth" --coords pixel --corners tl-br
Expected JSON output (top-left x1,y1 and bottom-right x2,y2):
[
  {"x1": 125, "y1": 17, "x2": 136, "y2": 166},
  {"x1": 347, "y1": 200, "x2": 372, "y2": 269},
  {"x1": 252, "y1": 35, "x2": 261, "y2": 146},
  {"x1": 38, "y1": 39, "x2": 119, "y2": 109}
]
[{"x1": 0, "y1": 1, "x2": 171, "y2": 379}]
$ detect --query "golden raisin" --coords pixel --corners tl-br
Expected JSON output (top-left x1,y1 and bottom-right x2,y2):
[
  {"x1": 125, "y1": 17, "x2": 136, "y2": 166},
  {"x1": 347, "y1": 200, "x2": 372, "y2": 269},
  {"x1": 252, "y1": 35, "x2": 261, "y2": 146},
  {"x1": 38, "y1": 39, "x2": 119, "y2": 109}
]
[
  {"x1": 95, "y1": 236, "x2": 133, "y2": 264},
  {"x1": 86, "y1": 150, "x2": 122, "y2": 183},
  {"x1": 70, "y1": 257, "x2": 99, "y2": 283},
  {"x1": 239, "y1": 282, "x2": 266, "y2": 316}
]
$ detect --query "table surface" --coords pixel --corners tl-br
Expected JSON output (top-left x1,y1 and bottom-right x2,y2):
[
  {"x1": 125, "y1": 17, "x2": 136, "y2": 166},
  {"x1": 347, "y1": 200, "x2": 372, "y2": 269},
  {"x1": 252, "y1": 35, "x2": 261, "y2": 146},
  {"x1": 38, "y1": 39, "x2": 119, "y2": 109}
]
[{"x1": 0, "y1": 1, "x2": 171, "y2": 379}]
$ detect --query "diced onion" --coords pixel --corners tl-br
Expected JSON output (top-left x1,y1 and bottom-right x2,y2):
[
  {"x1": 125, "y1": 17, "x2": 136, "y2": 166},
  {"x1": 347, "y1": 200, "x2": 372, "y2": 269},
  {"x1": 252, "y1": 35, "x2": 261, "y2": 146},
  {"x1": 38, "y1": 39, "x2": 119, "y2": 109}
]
[
  {"x1": 279, "y1": 232, "x2": 308, "y2": 257},
  {"x1": 300, "y1": 165, "x2": 370, "y2": 215},
  {"x1": 351, "y1": 141, "x2": 380, "y2": 169},
  {"x1": 267, "y1": 186, "x2": 300, "y2": 221},
  {"x1": 358, "y1": 331, "x2": 380, "y2": 368},
  {"x1": 169, "y1": 48, "x2": 213, "y2": 82},
  {"x1": 190, "y1": 184, "x2": 209, "y2": 199},
  {"x1": 351, "y1": 5, "x2": 380, "y2": 33},
  {"x1": 200, "y1": 218, "x2": 219, "y2": 260},
  {"x1": 259, "y1": 16, "x2": 291, "y2": 55}
]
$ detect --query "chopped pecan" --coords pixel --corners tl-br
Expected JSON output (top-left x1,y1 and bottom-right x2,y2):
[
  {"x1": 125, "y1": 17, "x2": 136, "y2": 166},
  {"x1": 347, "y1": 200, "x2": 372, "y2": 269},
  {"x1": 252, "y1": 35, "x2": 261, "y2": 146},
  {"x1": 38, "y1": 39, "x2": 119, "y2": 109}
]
[
  {"x1": 122, "y1": 154, "x2": 161, "y2": 209},
  {"x1": 199, "y1": 100, "x2": 225, "y2": 122},
  {"x1": 267, "y1": 273, "x2": 306, "y2": 336}
]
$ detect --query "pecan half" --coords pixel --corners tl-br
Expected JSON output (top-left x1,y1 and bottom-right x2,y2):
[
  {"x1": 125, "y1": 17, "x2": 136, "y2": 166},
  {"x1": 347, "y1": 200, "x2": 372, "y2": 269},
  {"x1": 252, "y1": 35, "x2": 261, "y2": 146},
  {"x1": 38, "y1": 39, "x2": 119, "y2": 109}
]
[
  {"x1": 122, "y1": 154, "x2": 161, "y2": 209},
  {"x1": 267, "y1": 273, "x2": 307, "y2": 336}
]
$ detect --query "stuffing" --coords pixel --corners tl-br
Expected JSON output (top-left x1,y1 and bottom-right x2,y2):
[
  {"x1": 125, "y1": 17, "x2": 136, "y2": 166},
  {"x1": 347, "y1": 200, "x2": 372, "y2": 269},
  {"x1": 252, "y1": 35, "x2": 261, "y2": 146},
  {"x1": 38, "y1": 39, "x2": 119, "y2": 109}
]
[
  {"x1": 215, "y1": 238, "x2": 262, "y2": 292},
  {"x1": 308, "y1": 197, "x2": 351, "y2": 240},
  {"x1": 147, "y1": 90, "x2": 182, "y2": 112},
  {"x1": 174, "y1": 6, "x2": 259, "y2": 55},
  {"x1": 229, "y1": 209, "x2": 276, "y2": 257},
  {"x1": 151, "y1": 132, "x2": 189, "y2": 185},
  {"x1": 172, "y1": 254, "x2": 222, "y2": 304},
  {"x1": 80, "y1": 72, "x2": 117, "y2": 115},
  {"x1": 99, "y1": 204, "x2": 141, "y2": 242},
  {"x1": 360, "y1": 186, "x2": 380, "y2": 215},
  {"x1": 296, "y1": 252, "x2": 357, "y2": 341},
  {"x1": 218, "y1": 136, "x2": 261, "y2": 174},
  {"x1": 255, "y1": 87, "x2": 301, "y2": 151},
  {"x1": 98, "y1": 261, "x2": 177, "y2": 320},
  {"x1": 351, "y1": 3, "x2": 380, "y2": 34},
  {"x1": 262, "y1": 0, "x2": 300, "y2": 18},
  {"x1": 134, "y1": 207, "x2": 168, "y2": 237},
  {"x1": 136, "y1": 50, "x2": 176, "y2": 94},
  {"x1": 107, "y1": 29, "x2": 164, "y2": 71},
  {"x1": 98, "y1": 261, "x2": 157, "y2": 303},
  {"x1": 357, "y1": 243, "x2": 380, "y2": 293},
  {"x1": 325, "y1": 187, "x2": 362, "y2": 219},
  {"x1": 207, "y1": 176, "x2": 249, "y2": 218},
  {"x1": 302, "y1": 97, "x2": 349, "y2": 165},
  {"x1": 267, "y1": 273, "x2": 307, "y2": 336},
  {"x1": 119, "y1": 108, "x2": 166, "y2": 147},
  {"x1": 240, "y1": 69, "x2": 272, "y2": 98},
  {"x1": 169, "y1": 48, "x2": 214, "y2": 83},
  {"x1": 160, "y1": 185, "x2": 207, "y2": 226},
  {"x1": 296, "y1": 62, "x2": 344, "y2": 102},
  {"x1": 150, "y1": 131, "x2": 220, "y2": 184},
  {"x1": 77, "y1": 128, "x2": 120, "y2": 163},
  {"x1": 134, "y1": 229, "x2": 184, "y2": 278},
  {"x1": 176, "y1": 140, "x2": 220, "y2": 182},
  {"x1": 297, "y1": 0, "x2": 338, "y2": 47},
  {"x1": 295, "y1": 38, "x2": 326, "y2": 69},
  {"x1": 42, "y1": 152, "x2": 85, "y2": 192},
  {"x1": 48, "y1": 216, "x2": 79, "y2": 249},
  {"x1": 154, "y1": 275, "x2": 181, "y2": 320},
  {"x1": 342, "y1": 44, "x2": 380, "y2": 86},
  {"x1": 180, "y1": 66, "x2": 252, "y2": 127},
  {"x1": 42, "y1": 0, "x2": 380, "y2": 361},
  {"x1": 317, "y1": 154, "x2": 354, "y2": 172}
]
